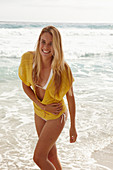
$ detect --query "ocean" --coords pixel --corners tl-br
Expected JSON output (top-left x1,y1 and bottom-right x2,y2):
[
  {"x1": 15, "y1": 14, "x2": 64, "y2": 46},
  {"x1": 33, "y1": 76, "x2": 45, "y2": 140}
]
[{"x1": 0, "y1": 21, "x2": 113, "y2": 170}]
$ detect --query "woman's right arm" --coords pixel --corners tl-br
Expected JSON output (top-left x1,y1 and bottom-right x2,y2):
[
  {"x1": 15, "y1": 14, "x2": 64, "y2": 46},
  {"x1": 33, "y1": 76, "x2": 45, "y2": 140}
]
[
  {"x1": 22, "y1": 82, "x2": 43, "y2": 109},
  {"x1": 22, "y1": 82, "x2": 62, "y2": 115}
]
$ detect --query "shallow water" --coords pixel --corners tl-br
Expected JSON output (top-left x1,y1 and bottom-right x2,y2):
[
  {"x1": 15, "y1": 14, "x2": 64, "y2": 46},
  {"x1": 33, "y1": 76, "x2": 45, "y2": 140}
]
[{"x1": 0, "y1": 22, "x2": 113, "y2": 170}]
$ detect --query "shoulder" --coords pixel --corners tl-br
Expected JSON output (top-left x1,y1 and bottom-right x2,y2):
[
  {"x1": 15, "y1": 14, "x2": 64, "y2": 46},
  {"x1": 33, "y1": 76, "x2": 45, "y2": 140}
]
[
  {"x1": 64, "y1": 62, "x2": 70, "y2": 69},
  {"x1": 62, "y1": 62, "x2": 74, "y2": 82},
  {"x1": 21, "y1": 51, "x2": 34, "y2": 60},
  {"x1": 63, "y1": 62, "x2": 72, "y2": 74},
  {"x1": 21, "y1": 51, "x2": 34, "y2": 65}
]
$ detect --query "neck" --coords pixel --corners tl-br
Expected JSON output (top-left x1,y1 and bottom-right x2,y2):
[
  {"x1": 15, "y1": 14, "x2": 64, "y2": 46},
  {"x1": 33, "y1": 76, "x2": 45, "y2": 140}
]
[{"x1": 41, "y1": 56, "x2": 53, "y2": 69}]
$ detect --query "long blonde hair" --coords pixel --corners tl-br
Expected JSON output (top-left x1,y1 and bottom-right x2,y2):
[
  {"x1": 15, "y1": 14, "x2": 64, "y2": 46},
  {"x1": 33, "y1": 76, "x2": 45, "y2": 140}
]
[{"x1": 32, "y1": 26, "x2": 65, "y2": 95}]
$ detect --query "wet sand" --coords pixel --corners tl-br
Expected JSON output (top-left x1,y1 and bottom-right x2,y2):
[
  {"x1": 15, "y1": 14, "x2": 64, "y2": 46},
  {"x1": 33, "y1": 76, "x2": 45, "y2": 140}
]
[{"x1": 92, "y1": 143, "x2": 113, "y2": 170}]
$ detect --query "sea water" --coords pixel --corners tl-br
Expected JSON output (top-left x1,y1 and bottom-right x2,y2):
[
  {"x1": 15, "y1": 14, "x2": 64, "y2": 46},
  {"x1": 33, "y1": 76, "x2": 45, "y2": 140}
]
[{"x1": 0, "y1": 22, "x2": 113, "y2": 170}]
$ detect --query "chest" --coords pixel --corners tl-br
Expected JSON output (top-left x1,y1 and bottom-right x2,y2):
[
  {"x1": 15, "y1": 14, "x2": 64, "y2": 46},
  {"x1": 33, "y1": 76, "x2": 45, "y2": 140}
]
[
  {"x1": 35, "y1": 69, "x2": 51, "y2": 101},
  {"x1": 37, "y1": 69, "x2": 51, "y2": 87}
]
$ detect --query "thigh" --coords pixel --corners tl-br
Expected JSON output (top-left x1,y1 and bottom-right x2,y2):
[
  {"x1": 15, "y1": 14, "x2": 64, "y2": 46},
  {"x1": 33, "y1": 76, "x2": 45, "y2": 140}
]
[
  {"x1": 34, "y1": 113, "x2": 46, "y2": 137},
  {"x1": 35, "y1": 113, "x2": 57, "y2": 158},
  {"x1": 35, "y1": 113, "x2": 67, "y2": 156}
]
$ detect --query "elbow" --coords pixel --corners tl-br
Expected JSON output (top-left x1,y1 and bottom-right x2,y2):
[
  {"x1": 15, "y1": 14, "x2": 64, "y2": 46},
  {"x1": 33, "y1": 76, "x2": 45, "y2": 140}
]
[
  {"x1": 22, "y1": 81, "x2": 30, "y2": 91},
  {"x1": 22, "y1": 81, "x2": 26, "y2": 89}
]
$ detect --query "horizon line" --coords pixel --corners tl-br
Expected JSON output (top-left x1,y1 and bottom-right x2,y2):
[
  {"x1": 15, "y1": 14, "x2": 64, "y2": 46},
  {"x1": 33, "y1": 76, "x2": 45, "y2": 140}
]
[{"x1": 0, "y1": 20, "x2": 113, "y2": 24}]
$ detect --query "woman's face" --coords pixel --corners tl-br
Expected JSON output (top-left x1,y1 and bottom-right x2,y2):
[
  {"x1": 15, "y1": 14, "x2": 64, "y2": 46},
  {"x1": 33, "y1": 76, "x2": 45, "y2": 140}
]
[{"x1": 39, "y1": 32, "x2": 54, "y2": 59}]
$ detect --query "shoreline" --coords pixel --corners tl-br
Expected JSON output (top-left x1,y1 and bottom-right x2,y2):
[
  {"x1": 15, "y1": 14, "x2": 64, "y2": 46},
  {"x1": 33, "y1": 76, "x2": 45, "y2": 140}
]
[{"x1": 92, "y1": 143, "x2": 113, "y2": 170}]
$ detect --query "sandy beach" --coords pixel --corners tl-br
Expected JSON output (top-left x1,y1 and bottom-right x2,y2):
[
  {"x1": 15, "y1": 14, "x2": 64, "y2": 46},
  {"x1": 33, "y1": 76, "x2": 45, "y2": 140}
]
[{"x1": 92, "y1": 143, "x2": 113, "y2": 170}]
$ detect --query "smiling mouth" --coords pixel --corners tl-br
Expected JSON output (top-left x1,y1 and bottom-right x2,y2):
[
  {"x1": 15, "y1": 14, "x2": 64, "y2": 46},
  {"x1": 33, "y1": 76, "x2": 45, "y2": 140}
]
[{"x1": 42, "y1": 49, "x2": 51, "y2": 54}]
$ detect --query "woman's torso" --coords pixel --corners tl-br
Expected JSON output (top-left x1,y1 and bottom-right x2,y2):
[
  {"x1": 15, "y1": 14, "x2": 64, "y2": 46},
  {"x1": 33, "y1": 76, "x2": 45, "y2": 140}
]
[
  {"x1": 30, "y1": 51, "x2": 52, "y2": 102},
  {"x1": 35, "y1": 68, "x2": 52, "y2": 101},
  {"x1": 19, "y1": 51, "x2": 74, "y2": 120}
]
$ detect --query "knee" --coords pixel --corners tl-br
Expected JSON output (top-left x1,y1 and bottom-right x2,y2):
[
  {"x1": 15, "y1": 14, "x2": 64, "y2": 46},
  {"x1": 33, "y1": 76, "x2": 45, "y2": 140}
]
[
  {"x1": 33, "y1": 153, "x2": 40, "y2": 166},
  {"x1": 48, "y1": 148, "x2": 57, "y2": 161},
  {"x1": 33, "y1": 151, "x2": 47, "y2": 166}
]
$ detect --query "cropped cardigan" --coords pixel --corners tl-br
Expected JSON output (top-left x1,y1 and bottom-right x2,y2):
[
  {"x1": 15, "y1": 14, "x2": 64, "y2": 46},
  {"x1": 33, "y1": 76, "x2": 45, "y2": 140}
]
[{"x1": 18, "y1": 51, "x2": 74, "y2": 120}]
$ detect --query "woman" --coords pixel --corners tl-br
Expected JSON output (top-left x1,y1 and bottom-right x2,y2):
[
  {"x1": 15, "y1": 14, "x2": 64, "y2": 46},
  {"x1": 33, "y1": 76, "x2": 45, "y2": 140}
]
[{"x1": 18, "y1": 26, "x2": 77, "y2": 170}]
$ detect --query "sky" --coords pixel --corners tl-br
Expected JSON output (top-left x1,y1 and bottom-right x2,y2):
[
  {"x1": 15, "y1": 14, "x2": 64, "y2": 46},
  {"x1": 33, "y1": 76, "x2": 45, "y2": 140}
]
[{"x1": 0, "y1": 0, "x2": 113, "y2": 23}]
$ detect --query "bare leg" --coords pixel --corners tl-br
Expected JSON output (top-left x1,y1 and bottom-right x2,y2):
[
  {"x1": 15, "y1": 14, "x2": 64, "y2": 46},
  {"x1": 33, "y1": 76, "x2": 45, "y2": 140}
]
[
  {"x1": 48, "y1": 144, "x2": 62, "y2": 170},
  {"x1": 34, "y1": 113, "x2": 46, "y2": 137},
  {"x1": 33, "y1": 113, "x2": 67, "y2": 170},
  {"x1": 34, "y1": 113, "x2": 62, "y2": 169}
]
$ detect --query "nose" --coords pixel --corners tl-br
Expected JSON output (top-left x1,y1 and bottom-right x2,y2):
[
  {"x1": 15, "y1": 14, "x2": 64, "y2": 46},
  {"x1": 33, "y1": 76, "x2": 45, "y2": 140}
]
[{"x1": 44, "y1": 44, "x2": 50, "y2": 50}]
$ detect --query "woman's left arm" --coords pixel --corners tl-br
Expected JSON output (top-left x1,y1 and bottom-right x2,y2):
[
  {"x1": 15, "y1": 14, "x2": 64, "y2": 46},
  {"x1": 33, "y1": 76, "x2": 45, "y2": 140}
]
[{"x1": 66, "y1": 86, "x2": 77, "y2": 143}]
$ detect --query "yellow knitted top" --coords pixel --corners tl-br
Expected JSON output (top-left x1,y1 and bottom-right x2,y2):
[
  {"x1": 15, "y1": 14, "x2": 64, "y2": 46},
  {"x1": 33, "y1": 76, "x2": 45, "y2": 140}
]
[{"x1": 18, "y1": 52, "x2": 74, "y2": 120}]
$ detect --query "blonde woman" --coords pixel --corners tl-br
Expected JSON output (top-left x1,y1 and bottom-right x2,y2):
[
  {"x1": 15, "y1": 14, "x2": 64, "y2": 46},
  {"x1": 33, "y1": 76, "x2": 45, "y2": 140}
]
[{"x1": 18, "y1": 26, "x2": 77, "y2": 170}]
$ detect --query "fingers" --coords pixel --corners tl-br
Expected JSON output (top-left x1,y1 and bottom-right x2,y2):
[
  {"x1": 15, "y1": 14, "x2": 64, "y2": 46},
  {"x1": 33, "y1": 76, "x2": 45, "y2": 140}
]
[
  {"x1": 52, "y1": 107, "x2": 63, "y2": 115},
  {"x1": 50, "y1": 102, "x2": 62, "y2": 107},
  {"x1": 70, "y1": 135, "x2": 76, "y2": 143},
  {"x1": 70, "y1": 133, "x2": 77, "y2": 143},
  {"x1": 54, "y1": 106, "x2": 63, "y2": 115},
  {"x1": 70, "y1": 128, "x2": 77, "y2": 143},
  {"x1": 45, "y1": 102, "x2": 63, "y2": 115},
  {"x1": 50, "y1": 103, "x2": 63, "y2": 111}
]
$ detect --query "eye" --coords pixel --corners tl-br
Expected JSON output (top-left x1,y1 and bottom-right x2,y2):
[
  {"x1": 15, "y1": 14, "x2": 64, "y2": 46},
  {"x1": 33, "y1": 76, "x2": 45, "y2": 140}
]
[
  {"x1": 41, "y1": 40, "x2": 45, "y2": 44},
  {"x1": 49, "y1": 42, "x2": 52, "y2": 46}
]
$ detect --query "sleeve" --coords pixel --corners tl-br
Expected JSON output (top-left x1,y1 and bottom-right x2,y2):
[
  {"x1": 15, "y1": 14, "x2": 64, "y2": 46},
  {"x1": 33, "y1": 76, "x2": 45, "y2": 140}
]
[
  {"x1": 48, "y1": 63, "x2": 74, "y2": 100},
  {"x1": 64, "y1": 63, "x2": 74, "y2": 93},
  {"x1": 18, "y1": 53, "x2": 31, "y2": 86}
]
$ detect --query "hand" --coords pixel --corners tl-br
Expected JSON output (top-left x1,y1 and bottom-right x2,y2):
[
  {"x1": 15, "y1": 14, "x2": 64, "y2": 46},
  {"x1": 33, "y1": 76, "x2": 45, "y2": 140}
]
[
  {"x1": 70, "y1": 126, "x2": 77, "y2": 143},
  {"x1": 43, "y1": 102, "x2": 63, "y2": 115}
]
